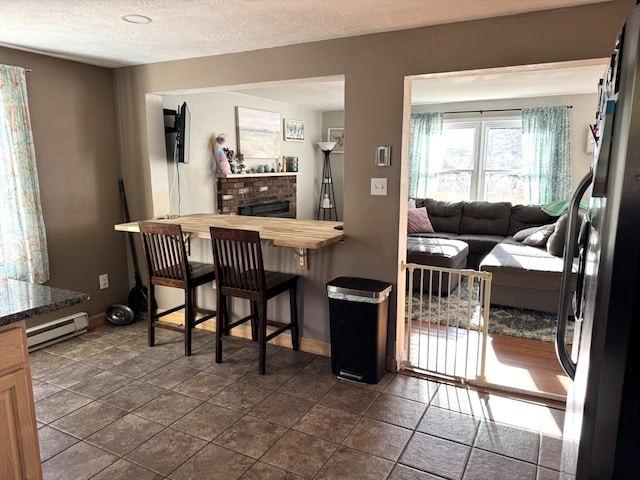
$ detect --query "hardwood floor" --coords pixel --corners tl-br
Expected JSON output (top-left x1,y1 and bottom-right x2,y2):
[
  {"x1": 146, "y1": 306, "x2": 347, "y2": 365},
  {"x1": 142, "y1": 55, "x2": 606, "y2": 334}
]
[
  {"x1": 483, "y1": 333, "x2": 569, "y2": 398},
  {"x1": 407, "y1": 322, "x2": 569, "y2": 400}
]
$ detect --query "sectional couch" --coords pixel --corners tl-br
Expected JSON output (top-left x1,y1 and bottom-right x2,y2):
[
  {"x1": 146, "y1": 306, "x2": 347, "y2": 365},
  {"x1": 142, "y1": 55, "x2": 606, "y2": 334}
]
[{"x1": 407, "y1": 198, "x2": 577, "y2": 313}]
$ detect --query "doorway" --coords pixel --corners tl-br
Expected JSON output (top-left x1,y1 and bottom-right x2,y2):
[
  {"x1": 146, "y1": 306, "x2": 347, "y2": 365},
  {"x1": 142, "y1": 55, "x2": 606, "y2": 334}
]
[{"x1": 398, "y1": 60, "x2": 605, "y2": 399}]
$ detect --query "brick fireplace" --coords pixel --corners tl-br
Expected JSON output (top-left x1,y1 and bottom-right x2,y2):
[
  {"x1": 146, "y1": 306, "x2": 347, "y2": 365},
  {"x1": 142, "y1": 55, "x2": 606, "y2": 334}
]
[{"x1": 216, "y1": 174, "x2": 297, "y2": 216}]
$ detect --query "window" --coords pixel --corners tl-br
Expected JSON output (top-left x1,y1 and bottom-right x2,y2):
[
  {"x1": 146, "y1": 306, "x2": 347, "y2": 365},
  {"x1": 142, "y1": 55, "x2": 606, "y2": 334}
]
[{"x1": 428, "y1": 116, "x2": 525, "y2": 204}]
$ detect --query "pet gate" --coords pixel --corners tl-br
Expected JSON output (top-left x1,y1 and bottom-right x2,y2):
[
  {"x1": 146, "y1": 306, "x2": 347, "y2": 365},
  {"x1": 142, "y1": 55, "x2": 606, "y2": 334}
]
[{"x1": 404, "y1": 263, "x2": 492, "y2": 383}]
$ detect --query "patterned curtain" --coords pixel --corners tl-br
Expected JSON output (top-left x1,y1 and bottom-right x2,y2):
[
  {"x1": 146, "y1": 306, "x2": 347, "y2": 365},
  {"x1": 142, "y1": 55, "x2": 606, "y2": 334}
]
[
  {"x1": 0, "y1": 64, "x2": 49, "y2": 283},
  {"x1": 522, "y1": 106, "x2": 572, "y2": 204},
  {"x1": 409, "y1": 112, "x2": 443, "y2": 198}
]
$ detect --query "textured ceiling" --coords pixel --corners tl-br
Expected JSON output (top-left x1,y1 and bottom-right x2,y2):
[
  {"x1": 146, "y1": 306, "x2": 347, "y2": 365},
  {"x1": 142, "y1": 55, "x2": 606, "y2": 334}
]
[
  {"x1": 0, "y1": 0, "x2": 612, "y2": 68},
  {"x1": 0, "y1": 1, "x2": 614, "y2": 110}
]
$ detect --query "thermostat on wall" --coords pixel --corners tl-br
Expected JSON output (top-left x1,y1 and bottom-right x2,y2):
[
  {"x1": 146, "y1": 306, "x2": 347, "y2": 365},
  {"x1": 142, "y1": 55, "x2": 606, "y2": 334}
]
[{"x1": 376, "y1": 146, "x2": 391, "y2": 166}]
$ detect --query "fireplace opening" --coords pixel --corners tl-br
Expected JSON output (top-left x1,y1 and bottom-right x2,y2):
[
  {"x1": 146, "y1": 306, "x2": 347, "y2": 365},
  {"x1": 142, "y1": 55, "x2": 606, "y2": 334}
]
[{"x1": 238, "y1": 201, "x2": 294, "y2": 218}]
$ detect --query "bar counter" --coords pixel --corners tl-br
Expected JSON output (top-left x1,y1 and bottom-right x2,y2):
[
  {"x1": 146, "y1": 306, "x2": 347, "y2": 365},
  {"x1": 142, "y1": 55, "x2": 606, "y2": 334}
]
[{"x1": 114, "y1": 213, "x2": 345, "y2": 269}]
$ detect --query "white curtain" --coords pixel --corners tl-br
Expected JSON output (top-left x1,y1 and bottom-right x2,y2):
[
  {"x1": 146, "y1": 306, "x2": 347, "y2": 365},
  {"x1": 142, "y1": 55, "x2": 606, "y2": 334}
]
[
  {"x1": 409, "y1": 112, "x2": 443, "y2": 198},
  {"x1": 522, "y1": 106, "x2": 572, "y2": 204},
  {"x1": 0, "y1": 64, "x2": 49, "y2": 283}
]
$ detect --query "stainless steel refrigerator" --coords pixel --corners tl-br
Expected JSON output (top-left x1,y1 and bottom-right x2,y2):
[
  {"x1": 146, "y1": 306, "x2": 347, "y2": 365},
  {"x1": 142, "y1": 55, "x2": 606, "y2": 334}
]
[{"x1": 556, "y1": 4, "x2": 640, "y2": 478}]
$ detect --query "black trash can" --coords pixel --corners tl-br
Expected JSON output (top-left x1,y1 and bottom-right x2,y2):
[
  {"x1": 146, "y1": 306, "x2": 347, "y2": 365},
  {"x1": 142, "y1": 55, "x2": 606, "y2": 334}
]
[{"x1": 326, "y1": 277, "x2": 392, "y2": 384}]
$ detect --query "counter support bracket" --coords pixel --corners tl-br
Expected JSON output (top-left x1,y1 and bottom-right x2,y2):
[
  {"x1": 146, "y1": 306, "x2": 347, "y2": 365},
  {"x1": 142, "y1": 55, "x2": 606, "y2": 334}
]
[{"x1": 294, "y1": 248, "x2": 308, "y2": 270}]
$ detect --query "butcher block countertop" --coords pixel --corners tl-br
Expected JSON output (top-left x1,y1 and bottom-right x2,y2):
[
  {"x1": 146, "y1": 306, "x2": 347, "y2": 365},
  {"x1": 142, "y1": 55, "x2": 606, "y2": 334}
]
[{"x1": 114, "y1": 213, "x2": 345, "y2": 250}]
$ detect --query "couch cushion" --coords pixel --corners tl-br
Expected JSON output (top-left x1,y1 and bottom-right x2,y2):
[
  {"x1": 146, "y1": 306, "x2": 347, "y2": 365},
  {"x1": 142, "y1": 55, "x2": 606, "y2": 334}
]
[
  {"x1": 406, "y1": 237, "x2": 468, "y2": 267},
  {"x1": 509, "y1": 204, "x2": 558, "y2": 235},
  {"x1": 455, "y1": 234, "x2": 504, "y2": 257},
  {"x1": 460, "y1": 201, "x2": 512, "y2": 236},
  {"x1": 415, "y1": 198, "x2": 464, "y2": 233},
  {"x1": 480, "y1": 242, "x2": 567, "y2": 276},
  {"x1": 407, "y1": 237, "x2": 468, "y2": 295},
  {"x1": 409, "y1": 232, "x2": 459, "y2": 240}
]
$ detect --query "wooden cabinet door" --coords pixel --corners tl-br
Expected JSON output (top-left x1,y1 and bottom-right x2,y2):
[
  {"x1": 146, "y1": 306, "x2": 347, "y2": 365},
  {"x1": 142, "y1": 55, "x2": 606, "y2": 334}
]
[{"x1": 0, "y1": 323, "x2": 42, "y2": 480}]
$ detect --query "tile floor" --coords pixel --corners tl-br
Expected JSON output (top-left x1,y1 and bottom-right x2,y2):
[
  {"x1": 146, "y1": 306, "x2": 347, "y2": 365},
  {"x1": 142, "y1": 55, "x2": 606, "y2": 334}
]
[{"x1": 31, "y1": 321, "x2": 565, "y2": 479}]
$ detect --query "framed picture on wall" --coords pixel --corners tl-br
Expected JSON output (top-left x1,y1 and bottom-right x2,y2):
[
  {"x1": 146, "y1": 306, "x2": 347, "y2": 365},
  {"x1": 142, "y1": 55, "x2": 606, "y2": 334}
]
[
  {"x1": 236, "y1": 106, "x2": 281, "y2": 159},
  {"x1": 328, "y1": 127, "x2": 345, "y2": 153},
  {"x1": 283, "y1": 118, "x2": 304, "y2": 141}
]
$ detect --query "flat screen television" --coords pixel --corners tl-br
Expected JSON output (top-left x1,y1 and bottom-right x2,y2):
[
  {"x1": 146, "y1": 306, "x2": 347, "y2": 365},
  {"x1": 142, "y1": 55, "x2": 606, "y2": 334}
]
[{"x1": 164, "y1": 102, "x2": 190, "y2": 163}]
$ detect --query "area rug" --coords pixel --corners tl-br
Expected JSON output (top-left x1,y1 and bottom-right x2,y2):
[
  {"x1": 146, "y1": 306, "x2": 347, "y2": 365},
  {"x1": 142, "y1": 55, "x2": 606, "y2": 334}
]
[{"x1": 406, "y1": 277, "x2": 573, "y2": 343}]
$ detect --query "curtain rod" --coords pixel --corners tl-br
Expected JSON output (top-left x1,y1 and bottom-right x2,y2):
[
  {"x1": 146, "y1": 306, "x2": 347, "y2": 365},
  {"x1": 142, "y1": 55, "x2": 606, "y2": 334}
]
[{"x1": 443, "y1": 105, "x2": 572, "y2": 115}]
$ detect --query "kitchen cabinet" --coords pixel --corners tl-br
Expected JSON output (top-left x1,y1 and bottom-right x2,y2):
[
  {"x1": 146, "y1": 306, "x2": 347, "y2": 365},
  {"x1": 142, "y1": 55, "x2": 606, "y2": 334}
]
[{"x1": 0, "y1": 322, "x2": 41, "y2": 480}]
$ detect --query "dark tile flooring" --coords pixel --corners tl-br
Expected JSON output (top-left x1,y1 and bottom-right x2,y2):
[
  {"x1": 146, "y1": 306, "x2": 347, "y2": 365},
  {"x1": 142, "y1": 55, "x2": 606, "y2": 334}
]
[{"x1": 31, "y1": 321, "x2": 564, "y2": 479}]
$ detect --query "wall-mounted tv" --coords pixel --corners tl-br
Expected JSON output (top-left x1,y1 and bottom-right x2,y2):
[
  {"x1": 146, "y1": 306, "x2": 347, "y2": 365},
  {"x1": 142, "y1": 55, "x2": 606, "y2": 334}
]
[{"x1": 164, "y1": 102, "x2": 190, "y2": 163}]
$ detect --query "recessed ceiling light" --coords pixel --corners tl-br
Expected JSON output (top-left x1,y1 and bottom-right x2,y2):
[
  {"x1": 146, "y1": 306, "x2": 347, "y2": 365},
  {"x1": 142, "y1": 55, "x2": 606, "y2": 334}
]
[{"x1": 121, "y1": 14, "x2": 152, "y2": 24}]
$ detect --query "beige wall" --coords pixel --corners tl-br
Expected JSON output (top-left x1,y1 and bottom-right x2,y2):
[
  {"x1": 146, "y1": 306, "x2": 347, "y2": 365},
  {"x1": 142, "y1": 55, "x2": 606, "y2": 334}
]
[
  {"x1": 112, "y1": 0, "x2": 633, "y2": 360},
  {"x1": 1, "y1": 1, "x2": 631, "y2": 348},
  {"x1": 0, "y1": 48, "x2": 129, "y2": 326}
]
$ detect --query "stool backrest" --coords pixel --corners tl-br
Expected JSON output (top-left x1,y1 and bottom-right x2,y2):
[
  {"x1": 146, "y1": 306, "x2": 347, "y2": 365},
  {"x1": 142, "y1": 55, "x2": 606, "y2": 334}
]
[
  {"x1": 139, "y1": 221, "x2": 190, "y2": 288},
  {"x1": 209, "y1": 226, "x2": 266, "y2": 301}
]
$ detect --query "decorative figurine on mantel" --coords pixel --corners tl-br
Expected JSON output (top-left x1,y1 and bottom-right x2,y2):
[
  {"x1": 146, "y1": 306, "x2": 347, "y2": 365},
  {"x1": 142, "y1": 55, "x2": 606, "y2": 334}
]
[
  {"x1": 223, "y1": 147, "x2": 236, "y2": 173},
  {"x1": 212, "y1": 133, "x2": 231, "y2": 174},
  {"x1": 235, "y1": 153, "x2": 246, "y2": 174}
]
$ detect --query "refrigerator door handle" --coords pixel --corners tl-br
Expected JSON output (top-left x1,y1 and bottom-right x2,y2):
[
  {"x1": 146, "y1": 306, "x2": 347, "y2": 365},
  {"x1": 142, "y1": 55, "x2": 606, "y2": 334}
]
[{"x1": 556, "y1": 169, "x2": 592, "y2": 380}]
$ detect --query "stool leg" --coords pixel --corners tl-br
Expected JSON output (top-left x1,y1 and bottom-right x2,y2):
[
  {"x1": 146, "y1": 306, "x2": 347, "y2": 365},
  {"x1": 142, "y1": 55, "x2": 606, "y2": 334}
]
[
  {"x1": 185, "y1": 288, "x2": 193, "y2": 356},
  {"x1": 289, "y1": 283, "x2": 299, "y2": 351},
  {"x1": 258, "y1": 302, "x2": 268, "y2": 375},
  {"x1": 148, "y1": 284, "x2": 155, "y2": 348},
  {"x1": 250, "y1": 301, "x2": 258, "y2": 342}
]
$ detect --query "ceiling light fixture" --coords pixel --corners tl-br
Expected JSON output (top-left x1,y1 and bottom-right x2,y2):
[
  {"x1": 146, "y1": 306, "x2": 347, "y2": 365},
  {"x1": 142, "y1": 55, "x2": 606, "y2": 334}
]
[{"x1": 121, "y1": 14, "x2": 152, "y2": 24}]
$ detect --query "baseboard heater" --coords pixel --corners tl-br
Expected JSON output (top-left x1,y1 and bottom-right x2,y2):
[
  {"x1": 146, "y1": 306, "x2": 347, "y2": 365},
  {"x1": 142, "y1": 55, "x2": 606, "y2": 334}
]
[{"x1": 26, "y1": 312, "x2": 89, "y2": 352}]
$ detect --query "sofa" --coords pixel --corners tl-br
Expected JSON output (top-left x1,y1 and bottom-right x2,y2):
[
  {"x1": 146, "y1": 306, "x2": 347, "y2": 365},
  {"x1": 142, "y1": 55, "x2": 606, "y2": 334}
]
[{"x1": 407, "y1": 198, "x2": 578, "y2": 313}]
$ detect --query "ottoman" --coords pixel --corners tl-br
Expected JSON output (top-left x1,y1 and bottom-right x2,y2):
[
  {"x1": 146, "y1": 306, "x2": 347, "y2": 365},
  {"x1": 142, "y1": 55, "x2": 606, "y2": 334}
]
[{"x1": 406, "y1": 237, "x2": 469, "y2": 295}]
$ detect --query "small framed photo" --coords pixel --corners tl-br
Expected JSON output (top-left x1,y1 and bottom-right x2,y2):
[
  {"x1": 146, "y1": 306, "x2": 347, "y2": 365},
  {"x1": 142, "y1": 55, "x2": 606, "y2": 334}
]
[
  {"x1": 283, "y1": 118, "x2": 304, "y2": 142},
  {"x1": 327, "y1": 127, "x2": 344, "y2": 153}
]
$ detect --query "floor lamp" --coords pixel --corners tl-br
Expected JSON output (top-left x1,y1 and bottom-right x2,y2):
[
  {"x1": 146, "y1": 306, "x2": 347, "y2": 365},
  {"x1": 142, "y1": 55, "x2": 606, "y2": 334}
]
[{"x1": 317, "y1": 142, "x2": 338, "y2": 221}]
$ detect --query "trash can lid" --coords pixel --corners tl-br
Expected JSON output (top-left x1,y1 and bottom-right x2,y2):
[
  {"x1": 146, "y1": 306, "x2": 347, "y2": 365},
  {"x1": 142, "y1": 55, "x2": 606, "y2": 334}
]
[{"x1": 327, "y1": 277, "x2": 392, "y2": 300}]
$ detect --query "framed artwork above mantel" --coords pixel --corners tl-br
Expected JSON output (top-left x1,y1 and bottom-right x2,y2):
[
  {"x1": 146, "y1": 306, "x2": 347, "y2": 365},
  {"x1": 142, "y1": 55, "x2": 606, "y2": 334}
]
[{"x1": 236, "y1": 106, "x2": 281, "y2": 160}]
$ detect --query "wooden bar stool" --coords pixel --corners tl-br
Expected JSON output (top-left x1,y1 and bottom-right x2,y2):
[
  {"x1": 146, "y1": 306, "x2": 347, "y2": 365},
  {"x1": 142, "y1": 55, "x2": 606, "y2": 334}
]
[
  {"x1": 139, "y1": 221, "x2": 216, "y2": 356},
  {"x1": 209, "y1": 226, "x2": 299, "y2": 375}
]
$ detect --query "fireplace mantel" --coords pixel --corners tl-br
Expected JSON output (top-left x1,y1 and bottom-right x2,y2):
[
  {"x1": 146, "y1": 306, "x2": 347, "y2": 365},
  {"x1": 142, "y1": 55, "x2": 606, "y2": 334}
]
[{"x1": 217, "y1": 172, "x2": 299, "y2": 179}]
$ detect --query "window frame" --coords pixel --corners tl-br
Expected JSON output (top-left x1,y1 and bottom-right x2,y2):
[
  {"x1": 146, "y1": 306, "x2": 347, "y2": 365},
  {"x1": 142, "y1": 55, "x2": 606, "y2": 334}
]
[{"x1": 437, "y1": 114, "x2": 523, "y2": 202}]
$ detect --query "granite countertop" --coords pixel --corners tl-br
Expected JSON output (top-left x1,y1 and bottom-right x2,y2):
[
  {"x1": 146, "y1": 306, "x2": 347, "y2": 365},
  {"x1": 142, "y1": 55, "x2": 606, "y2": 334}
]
[{"x1": 0, "y1": 278, "x2": 90, "y2": 326}]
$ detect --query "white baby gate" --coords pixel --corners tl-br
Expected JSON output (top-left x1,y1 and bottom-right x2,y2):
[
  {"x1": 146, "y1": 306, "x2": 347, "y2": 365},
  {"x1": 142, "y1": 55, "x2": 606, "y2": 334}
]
[{"x1": 404, "y1": 263, "x2": 492, "y2": 383}]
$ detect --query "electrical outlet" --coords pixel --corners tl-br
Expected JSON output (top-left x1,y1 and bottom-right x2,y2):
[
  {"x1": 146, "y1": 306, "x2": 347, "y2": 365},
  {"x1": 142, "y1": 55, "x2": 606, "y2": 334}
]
[
  {"x1": 371, "y1": 178, "x2": 387, "y2": 196},
  {"x1": 99, "y1": 274, "x2": 109, "y2": 290}
]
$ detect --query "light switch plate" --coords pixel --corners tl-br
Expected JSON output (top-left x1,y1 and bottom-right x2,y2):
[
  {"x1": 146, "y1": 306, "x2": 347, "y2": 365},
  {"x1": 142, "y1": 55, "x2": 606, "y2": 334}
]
[{"x1": 371, "y1": 178, "x2": 387, "y2": 196}]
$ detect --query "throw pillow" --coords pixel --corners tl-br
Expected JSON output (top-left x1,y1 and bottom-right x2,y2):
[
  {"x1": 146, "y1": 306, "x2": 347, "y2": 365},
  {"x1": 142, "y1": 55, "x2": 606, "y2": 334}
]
[
  {"x1": 522, "y1": 224, "x2": 556, "y2": 247},
  {"x1": 547, "y1": 211, "x2": 584, "y2": 257},
  {"x1": 407, "y1": 207, "x2": 434, "y2": 234},
  {"x1": 547, "y1": 212, "x2": 568, "y2": 256},
  {"x1": 513, "y1": 225, "x2": 545, "y2": 242},
  {"x1": 408, "y1": 198, "x2": 416, "y2": 209}
]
